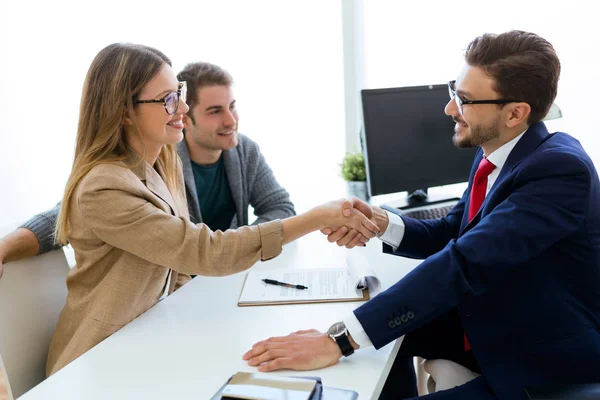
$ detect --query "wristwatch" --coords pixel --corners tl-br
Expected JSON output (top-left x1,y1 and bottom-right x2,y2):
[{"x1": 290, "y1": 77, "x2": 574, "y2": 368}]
[{"x1": 327, "y1": 321, "x2": 354, "y2": 357}]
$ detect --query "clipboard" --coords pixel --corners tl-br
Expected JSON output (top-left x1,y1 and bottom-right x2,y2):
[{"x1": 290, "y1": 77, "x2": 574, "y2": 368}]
[{"x1": 237, "y1": 267, "x2": 376, "y2": 307}]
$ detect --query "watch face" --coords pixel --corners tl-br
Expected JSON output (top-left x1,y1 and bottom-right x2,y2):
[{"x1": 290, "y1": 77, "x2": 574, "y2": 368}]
[{"x1": 327, "y1": 321, "x2": 346, "y2": 337}]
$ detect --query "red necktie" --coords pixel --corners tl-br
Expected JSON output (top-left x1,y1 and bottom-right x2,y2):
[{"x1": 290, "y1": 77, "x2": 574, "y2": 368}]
[
  {"x1": 464, "y1": 157, "x2": 496, "y2": 351},
  {"x1": 468, "y1": 157, "x2": 496, "y2": 222}
]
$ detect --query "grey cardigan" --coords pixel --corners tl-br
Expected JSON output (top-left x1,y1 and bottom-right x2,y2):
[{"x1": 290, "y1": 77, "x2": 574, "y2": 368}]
[{"x1": 22, "y1": 133, "x2": 296, "y2": 254}]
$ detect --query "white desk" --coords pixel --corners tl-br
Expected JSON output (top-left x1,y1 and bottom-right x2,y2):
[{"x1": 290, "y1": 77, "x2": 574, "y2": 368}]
[{"x1": 20, "y1": 233, "x2": 421, "y2": 400}]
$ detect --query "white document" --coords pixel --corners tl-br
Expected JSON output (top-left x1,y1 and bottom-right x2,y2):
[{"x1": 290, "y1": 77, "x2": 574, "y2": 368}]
[{"x1": 238, "y1": 260, "x2": 379, "y2": 305}]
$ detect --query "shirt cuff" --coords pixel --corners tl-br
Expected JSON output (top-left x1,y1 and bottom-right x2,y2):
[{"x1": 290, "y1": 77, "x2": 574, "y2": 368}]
[
  {"x1": 378, "y1": 211, "x2": 405, "y2": 250},
  {"x1": 343, "y1": 311, "x2": 373, "y2": 348}
]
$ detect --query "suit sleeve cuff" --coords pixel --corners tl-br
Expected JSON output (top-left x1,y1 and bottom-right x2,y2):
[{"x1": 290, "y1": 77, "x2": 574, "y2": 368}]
[
  {"x1": 377, "y1": 211, "x2": 405, "y2": 250},
  {"x1": 257, "y1": 219, "x2": 283, "y2": 261},
  {"x1": 343, "y1": 311, "x2": 373, "y2": 348}
]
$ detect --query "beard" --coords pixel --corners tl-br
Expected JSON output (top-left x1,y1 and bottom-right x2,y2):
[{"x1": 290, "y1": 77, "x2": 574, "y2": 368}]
[{"x1": 452, "y1": 116, "x2": 501, "y2": 148}]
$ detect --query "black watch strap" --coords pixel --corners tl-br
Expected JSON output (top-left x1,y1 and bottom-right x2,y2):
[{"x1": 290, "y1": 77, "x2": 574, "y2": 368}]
[{"x1": 335, "y1": 333, "x2": 354, "y2": 357}]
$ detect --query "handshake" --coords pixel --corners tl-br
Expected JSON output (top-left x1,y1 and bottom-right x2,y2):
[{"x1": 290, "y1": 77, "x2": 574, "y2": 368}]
[{"x1": 314, "y1": 197, "x2": 389, "y2": 249}]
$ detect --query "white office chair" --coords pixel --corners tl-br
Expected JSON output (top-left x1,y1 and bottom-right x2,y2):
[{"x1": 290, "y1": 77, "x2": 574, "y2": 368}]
[{"x1": 0, "y1": 249, "x2": 69, "y2": 398}]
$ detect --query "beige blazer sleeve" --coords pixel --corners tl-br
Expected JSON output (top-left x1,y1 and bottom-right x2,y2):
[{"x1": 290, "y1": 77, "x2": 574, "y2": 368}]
[{"x1": 76, "y1": 164, "x2": 282, "y2": 277}]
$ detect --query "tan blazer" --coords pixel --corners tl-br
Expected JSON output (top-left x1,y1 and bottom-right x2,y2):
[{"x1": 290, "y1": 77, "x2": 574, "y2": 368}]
[{"x1": 46, "y1": 154, "x2": 283, "y2": 376}]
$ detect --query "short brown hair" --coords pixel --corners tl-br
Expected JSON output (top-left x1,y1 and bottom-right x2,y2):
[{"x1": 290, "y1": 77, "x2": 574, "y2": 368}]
[
  {"x1": 177, "y1": 62, "x2": 233, "y2": 123},
  {"x1": 465, "y1": 30, "x2": 560, "y2": 124}
]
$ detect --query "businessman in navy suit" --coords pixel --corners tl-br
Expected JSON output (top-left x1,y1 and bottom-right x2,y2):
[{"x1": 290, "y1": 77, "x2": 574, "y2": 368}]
[{"x1": 243, "y1": 30, "x2": 600, "y2": 399}]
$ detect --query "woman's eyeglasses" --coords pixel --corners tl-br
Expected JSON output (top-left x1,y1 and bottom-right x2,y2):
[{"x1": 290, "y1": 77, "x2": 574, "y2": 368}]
[{"x1": 135, "y1": 81, "x2": 187, "y2": 115}]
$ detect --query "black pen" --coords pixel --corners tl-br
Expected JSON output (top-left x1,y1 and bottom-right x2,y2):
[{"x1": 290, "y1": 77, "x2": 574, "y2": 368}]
[{"x1": 262, "y1": 278, "x2": 308, "y2": 290}]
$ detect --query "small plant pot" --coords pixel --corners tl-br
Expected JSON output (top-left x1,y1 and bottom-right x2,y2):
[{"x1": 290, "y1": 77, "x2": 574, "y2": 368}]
[{"x1": 346, "y1": 181, "x2": 369, "y2": 202}]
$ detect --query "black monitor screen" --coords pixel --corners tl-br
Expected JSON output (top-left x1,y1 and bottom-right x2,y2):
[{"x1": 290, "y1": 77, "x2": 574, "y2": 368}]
[{"x1": 361, "y1": 84, "x2": 478, "y2": 197}]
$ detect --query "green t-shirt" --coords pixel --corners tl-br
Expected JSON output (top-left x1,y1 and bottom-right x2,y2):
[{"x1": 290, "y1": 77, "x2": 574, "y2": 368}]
[{"x1": 191, "y1": 156, "x2": 236, "y2": 231}]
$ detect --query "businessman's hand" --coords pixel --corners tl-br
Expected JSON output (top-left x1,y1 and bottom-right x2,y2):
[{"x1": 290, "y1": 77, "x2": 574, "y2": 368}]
[
  {"x1": 322, "y1": 197, "x2": 381, "y2": 248},
  {"x1": 243, "y1": 329, "x2": 341, "y2": 372},
  {"x1": 0, "y1": 259, "x2": 4, "y2": 280}
]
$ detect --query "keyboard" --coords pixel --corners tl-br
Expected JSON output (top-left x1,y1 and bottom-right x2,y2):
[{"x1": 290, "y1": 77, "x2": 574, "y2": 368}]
[{"x1": 402, "y1": 204, "x2": 455, "y2": 220}]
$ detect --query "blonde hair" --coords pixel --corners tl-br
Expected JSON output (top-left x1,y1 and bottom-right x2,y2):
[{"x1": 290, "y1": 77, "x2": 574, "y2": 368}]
[{"x1": 55, "y1": 43, "x2": 182, "y2": 245}]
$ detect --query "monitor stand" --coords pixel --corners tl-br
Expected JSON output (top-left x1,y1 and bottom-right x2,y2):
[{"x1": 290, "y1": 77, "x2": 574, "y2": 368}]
[{"x1": 384, "y1": 189, "x2": 460, "y2": 210}]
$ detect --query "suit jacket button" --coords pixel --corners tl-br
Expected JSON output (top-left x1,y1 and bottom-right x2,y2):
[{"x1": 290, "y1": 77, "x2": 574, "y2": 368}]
[
  {"x1": 407, "y1": 311, "x2": 415, "y2": 319},
  {"x1": 401, "y1": 314, "x2": 409, "y2": 323},
  {"x1": 388, "y1": 320, "x2": 396, "y2": 329}
]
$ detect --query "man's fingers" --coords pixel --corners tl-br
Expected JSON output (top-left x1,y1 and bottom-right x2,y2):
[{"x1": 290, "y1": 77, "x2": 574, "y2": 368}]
[
  {"x1": 243, "y1": 337, "x2": 287, "y2": 360},
  {"x1": 357, "y1": 222, "x2": 377, "y2": 239},
  {"x1": 321, "y1": 228, "x2": 332, "y2": 235},
  {"x1": 257, "y1": 356, "x2": 295, "y2": 372},
  {"x1": 247, "y1": 348, "x2": 291, "y2": 367},
  {"x1": 346, "y1": 234, "x2": 366, "y2": 249},
  {"x1": 336, "y1": 229, "x2": 359, "y2": 247},
  {"x1": 361, "y1": 217, "x2": 379, "y2": 237},
  {"x1": 245, "y1": 341, "x2": 282, "y2": 360},
  {"x1": 243, "y1": 347, "x2": 257, "y2": 360},
  {"x1": 327, "y1": 227, "x2": 348, "y2": 243}
]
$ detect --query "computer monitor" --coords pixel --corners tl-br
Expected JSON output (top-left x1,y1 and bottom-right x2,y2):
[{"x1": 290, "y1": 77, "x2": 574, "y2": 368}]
[{"x1": 360, "y1": 84, "x2": 478, "y2": 209}]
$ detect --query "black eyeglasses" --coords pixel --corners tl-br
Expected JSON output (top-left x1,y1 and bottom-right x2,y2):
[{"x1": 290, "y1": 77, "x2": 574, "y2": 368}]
[
  {"x1": 135, "y1": 81, "x2": 187, "y2": 115},
  {"x1": 448, "y1": 80, "x2": 522, "y2": 115}
]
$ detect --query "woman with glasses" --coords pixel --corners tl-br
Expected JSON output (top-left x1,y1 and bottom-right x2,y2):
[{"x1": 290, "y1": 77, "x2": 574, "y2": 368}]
[{"x1": 46, "y1": 43, "x2": 379, "y2": 376}]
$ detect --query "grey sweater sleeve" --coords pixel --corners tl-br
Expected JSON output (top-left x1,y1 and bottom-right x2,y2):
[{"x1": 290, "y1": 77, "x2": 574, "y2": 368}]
[
  {"x1": 18, "y1": 203, "x2": 63, "y2": 254},
  {"x1": 246, "y1": 143, "x2": 296, "y2": 224}
]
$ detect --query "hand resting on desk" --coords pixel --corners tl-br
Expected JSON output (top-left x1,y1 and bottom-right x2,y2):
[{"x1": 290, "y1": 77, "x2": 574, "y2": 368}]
[{"x1": 243, "y1": 329, "x2": 342, "y2": 372}]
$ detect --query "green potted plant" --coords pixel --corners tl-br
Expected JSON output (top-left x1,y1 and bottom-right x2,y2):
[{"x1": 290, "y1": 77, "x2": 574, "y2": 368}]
[{"x1": 341, "y1": 152, "x2": 369, "y2": 201}]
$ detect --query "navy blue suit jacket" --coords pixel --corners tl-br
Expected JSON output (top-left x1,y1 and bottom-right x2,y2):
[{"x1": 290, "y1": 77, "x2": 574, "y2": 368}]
[{"x1": 354, "y1": 122, "x2": 600, "y2": 399}]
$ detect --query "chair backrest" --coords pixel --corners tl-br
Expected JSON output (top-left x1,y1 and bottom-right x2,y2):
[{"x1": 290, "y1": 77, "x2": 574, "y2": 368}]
[{"x1": 0, "y1": 249, "x2": 69, "y2": 398}]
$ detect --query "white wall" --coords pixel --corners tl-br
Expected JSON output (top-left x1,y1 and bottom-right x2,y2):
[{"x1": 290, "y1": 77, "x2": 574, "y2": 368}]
[
  {"x1": 362, "y1": 0, "x2": 600, "y2": 163},
  {"x1": 3, "y1": 1, "x2": 597, "y2": 228},
  {"x1": 0, "y1": 0, "x2": 347, "y2": 227}
]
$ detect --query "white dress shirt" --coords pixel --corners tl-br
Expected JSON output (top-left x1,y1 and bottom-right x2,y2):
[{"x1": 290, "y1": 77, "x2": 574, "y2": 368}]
[{"x1": 343, "y1": 130, "x2": 526, "y2": 348}]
